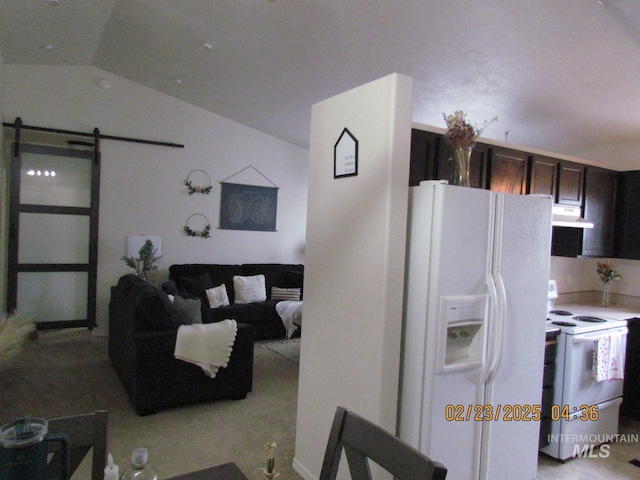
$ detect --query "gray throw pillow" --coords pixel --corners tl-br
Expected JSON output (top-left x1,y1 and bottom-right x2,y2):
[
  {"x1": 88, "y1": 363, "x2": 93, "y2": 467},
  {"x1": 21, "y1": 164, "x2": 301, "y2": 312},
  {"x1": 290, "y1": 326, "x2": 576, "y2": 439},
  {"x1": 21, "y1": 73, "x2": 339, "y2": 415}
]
[{"x1": 172, "y1": 296, "x2": 202, "y2": 324}]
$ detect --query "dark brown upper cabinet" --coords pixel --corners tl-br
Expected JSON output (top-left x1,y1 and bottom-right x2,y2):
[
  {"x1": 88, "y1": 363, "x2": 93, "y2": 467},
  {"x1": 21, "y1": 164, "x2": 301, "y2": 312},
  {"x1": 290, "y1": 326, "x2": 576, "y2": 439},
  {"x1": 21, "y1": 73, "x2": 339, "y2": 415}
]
[
  {"x1": 582, "y1": 166, "x2": 618, "y2": 258},
  {"x1": 615, "y1": 170, "x2": 640, "y2": 260},
  {"x1": 557, "y1": 161, "x2": 585, "y2": 206},
  {"x1": 409, "y1": 129, "x2": 487, "y2": 189},
  {"x1": 487, "y1": 147, "x2": 528, "y2": 194},
  {"x1": 409, "y1": 129, "x2": 440, "y2": 186},
  {"x1": 528, "y1": 155, "x2": 559, "y2": 197}
]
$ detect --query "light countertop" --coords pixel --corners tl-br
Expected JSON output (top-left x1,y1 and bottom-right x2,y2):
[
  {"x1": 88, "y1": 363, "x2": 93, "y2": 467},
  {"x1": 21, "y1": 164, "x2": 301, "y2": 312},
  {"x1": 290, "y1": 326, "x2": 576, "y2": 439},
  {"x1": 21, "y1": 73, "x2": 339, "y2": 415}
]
[{"x1": 554, "y1": 302, "x2": 640, "y2": 321}]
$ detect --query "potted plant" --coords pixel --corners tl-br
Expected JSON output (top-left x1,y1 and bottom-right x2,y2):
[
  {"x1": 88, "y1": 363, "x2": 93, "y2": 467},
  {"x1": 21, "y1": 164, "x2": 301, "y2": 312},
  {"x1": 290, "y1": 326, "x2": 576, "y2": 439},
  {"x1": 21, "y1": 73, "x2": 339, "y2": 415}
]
[{"x1": 121, "y1": 239, "x2": 161, "y2": 280}]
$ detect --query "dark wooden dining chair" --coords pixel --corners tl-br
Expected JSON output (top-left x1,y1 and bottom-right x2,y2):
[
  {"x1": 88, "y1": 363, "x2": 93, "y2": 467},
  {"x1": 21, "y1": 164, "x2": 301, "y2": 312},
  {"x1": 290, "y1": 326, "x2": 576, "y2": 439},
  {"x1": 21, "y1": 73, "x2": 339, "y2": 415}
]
[
  {"x1": 47, "y1": 410, "x2": 108, "y2": 480},
  {"x1": 319, "y1": 407, "x2": 447, "y2": 480}
]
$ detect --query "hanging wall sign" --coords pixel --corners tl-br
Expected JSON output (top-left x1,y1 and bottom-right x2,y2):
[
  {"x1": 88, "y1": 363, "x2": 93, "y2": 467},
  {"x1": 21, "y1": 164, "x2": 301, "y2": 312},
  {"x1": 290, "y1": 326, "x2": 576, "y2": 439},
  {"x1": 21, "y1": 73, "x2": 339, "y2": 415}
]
[
  {"x1": 220, "y1": 182, "x2": 278, "y2": 232},
  {"x1": 334, "y1": 128, "x2": 358, "y2": 178}
]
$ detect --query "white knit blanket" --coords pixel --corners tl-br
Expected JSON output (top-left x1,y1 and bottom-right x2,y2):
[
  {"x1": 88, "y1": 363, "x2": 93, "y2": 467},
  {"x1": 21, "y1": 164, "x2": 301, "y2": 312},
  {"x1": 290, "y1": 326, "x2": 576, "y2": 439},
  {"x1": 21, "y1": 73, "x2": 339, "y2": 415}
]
[
  {"x1": 276, "y1": 300, "x2": 303, "y2": 339},
  {"x1": 174, "y1": 319, "x2": 237, "y2": 377}
]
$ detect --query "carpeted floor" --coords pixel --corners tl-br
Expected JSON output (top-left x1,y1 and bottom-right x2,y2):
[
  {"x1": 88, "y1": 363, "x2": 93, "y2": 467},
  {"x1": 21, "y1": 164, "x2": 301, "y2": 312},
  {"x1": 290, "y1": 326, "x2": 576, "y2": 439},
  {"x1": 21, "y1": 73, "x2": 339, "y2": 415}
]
[
  {"x1": 0, "y1": 329, "x2": 303, "y2": 480},
  {"x1": 262, "y1": 338, "x2": 300, "y2": 365}
]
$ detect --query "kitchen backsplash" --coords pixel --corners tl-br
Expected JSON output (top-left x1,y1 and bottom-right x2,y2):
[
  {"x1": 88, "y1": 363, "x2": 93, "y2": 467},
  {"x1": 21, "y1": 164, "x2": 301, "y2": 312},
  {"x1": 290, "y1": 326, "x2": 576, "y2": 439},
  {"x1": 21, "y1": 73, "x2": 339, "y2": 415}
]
[{"x1": 550, "y1": 255, "x2": 640, "y2": 306}]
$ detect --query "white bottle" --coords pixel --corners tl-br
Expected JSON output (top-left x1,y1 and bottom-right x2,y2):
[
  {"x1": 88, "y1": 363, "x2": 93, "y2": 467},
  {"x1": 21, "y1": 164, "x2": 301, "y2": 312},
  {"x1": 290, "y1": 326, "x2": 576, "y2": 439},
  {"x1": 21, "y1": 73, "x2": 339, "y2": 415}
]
[
  {"x1": 119, "y1": 448, "x2": 159, "y2": 480},
  {"x1": 104, "y1": 453, "x2": 119, "y2": 480}
]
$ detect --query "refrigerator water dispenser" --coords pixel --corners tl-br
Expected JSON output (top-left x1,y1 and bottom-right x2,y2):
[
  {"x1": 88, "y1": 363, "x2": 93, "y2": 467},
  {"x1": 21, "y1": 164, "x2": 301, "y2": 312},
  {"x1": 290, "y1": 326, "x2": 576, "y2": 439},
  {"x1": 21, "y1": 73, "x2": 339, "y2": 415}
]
[{"x1": 437, "y1": 295, "x2": 487, "y2": 373}]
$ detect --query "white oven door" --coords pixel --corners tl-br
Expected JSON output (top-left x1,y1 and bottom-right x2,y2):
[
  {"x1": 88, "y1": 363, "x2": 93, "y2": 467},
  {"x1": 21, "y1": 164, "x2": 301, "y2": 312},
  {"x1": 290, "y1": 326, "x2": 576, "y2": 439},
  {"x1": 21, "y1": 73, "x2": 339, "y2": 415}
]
[{"x1": 563, "y1": 326, "x2": 627, "y2": 408}]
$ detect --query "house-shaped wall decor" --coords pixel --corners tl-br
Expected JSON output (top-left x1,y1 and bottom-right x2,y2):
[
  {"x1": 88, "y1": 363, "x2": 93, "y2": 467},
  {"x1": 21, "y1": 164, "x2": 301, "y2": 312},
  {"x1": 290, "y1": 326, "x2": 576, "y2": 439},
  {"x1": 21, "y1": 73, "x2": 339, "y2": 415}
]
[{"x1": 334, "y1": 127, "x2": 358, "y2": 178}]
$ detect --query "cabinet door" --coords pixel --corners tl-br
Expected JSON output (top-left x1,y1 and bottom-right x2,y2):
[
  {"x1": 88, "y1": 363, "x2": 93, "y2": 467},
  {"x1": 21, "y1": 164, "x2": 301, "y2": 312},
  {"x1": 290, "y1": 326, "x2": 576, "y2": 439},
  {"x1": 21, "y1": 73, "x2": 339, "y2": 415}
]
[
  {"x1": 582, "y1": 167, "x2": 617, "y2": 257},
  {"x1": 615, "y1": 170, "x2": 640, "y2": 260},
  {"x1": 409, "y1": 129, "x2": 440, "y2": 186},
  {"x1": 557, "y1": 161, "x2": 584, "y2": 206},
  {"x1": 528, "y1": 155, "x2": 559, "y2": 196},
  {"x1": 487, "y1": 147, "x2": 528, "y2": 194}
]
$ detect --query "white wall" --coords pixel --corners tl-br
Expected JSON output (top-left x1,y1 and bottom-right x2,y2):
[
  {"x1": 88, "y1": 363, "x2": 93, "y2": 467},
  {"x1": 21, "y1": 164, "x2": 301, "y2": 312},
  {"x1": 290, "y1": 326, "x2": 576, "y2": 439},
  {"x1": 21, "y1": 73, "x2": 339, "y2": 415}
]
[
  {"x1": 2, "y1": 65, "x2": 308, "y2": 333},
  {"x1": 293, "y1": 74, "x2": 413, "y2": 480}
]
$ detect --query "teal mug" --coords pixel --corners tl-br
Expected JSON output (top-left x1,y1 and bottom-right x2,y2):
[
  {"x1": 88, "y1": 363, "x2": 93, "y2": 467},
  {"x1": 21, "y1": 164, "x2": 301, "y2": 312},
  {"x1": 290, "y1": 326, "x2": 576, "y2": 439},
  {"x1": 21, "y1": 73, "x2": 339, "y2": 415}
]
[{"x1": 0, "y1": 417, "x2": 69, "y2": 480}]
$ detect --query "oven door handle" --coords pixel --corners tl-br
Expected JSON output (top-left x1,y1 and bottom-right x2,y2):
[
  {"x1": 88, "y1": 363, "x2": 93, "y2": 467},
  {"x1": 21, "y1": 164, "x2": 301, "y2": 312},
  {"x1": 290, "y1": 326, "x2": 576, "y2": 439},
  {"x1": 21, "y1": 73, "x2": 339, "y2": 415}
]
[{"x1": 572, "y1": 327, "x2": 628, "y2": 344}]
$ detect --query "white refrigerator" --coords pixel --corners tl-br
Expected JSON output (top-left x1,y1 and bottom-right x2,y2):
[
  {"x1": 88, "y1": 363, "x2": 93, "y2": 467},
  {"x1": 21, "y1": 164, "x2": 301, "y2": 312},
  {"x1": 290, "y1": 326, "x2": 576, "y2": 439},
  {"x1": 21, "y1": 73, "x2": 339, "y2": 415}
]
[{"x1": 399, "y1": 181, "x2": 552, "y2": 480}]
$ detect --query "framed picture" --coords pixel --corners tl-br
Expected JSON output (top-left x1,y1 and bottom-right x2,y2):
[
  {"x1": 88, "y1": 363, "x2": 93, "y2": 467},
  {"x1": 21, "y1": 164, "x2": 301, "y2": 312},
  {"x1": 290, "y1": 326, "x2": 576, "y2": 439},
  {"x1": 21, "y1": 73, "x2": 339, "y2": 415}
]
[{"x1": 334, "y1": 128, "x2": 358, "y2": 178}]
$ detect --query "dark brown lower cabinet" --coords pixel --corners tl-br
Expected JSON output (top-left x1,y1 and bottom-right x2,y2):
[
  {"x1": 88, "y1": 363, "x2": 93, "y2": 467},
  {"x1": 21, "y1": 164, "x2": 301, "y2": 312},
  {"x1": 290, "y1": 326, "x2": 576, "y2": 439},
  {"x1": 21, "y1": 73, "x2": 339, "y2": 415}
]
[{"x1": 540, "y1": 330, "x2": 558, "y2": 448}]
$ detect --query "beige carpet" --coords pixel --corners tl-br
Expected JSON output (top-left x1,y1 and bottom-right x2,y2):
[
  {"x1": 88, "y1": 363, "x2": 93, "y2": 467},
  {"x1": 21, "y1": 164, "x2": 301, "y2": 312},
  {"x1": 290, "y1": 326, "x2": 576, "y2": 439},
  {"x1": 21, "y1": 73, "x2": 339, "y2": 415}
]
[
  {"x1": 262, "y1": 338, "x2": 301, "y2": 365},
  {"x1": 0, "y1": 329, "x2": 302, "y2": 480}
]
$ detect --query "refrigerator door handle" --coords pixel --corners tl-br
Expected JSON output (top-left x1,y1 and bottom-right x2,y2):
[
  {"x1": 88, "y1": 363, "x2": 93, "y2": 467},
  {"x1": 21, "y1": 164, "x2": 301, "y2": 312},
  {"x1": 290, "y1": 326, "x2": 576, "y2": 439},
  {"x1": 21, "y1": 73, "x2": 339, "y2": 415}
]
[
  {"x1": 481, "y1": 272, "x2": 500, "y2": 385},
  {"x1": 486, "y1": 272, "x2": 507, "y2": 384}
]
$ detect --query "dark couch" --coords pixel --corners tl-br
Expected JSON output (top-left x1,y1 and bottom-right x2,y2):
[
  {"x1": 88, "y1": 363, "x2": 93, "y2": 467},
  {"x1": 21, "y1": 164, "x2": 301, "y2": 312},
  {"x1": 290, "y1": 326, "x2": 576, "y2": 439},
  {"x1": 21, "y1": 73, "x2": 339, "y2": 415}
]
[
  {"x1": 109, "y1": 274, "x2": 255, "y2": 415},
  {"x1": 167, "y1": 263, "x2": 304, "y2": 340}
]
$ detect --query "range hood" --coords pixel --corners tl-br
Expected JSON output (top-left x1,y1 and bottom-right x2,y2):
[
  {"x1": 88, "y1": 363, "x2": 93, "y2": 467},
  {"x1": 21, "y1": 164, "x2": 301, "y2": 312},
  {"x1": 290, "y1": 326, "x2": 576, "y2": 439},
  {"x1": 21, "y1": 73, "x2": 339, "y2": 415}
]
[{"x1": 551, "y1": 204, "x2": 593, "y2": 229}]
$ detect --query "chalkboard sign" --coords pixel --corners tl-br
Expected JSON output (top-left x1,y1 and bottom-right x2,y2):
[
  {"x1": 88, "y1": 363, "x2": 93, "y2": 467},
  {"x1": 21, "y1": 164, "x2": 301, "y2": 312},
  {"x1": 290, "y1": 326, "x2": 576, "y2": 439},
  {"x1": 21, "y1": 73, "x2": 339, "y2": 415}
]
[{"x1": 220, "y1": 182, "x2": 278, "y2": 231}]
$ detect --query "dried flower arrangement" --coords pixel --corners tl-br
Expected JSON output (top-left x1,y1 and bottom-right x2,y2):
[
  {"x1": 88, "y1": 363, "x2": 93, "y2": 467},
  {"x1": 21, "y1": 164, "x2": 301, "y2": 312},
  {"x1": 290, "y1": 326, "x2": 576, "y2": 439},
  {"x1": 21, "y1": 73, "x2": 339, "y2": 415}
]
[
  {"x1": 0, "y1": 314, "x2": 35, "y2": 367},
  {"x1": 597, "y1": 260, "x2": 621, "y2": 286},
  {"x1": 442, "y1": 110, "x2": 498, "y2": 149}
]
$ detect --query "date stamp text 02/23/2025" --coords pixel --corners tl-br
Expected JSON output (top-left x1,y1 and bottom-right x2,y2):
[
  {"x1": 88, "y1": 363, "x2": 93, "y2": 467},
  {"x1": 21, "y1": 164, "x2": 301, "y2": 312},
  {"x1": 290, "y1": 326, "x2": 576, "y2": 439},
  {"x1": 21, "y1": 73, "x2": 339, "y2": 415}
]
[{"x1": 445, "y1": 404, "x2": 599, "y2": 422}]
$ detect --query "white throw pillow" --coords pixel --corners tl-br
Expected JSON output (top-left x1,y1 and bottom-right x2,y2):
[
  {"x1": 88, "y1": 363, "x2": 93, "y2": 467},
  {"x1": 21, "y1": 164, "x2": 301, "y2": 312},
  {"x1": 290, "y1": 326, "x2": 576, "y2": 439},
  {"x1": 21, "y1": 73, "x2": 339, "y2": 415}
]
[
  {"x1": 271, "y1": 287, "x2": 301, "y2": 301},
  {"x1": 206, "y1": 284, "x2": 230, "y2": 308},
  {"x1": 233, "y1": 274, "x2": 267, "y2": 304}
]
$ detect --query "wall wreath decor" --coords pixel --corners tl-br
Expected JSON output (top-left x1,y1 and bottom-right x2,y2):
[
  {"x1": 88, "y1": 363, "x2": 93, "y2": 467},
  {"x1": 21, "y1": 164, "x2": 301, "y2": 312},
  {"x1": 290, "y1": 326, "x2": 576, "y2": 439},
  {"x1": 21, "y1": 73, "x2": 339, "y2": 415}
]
[
  {"x1": 184, "y1": 169, "x2": 212, "y2": 195},
  {"x1": 183, "y1": 213, "x2": 212, "y2": 238}
]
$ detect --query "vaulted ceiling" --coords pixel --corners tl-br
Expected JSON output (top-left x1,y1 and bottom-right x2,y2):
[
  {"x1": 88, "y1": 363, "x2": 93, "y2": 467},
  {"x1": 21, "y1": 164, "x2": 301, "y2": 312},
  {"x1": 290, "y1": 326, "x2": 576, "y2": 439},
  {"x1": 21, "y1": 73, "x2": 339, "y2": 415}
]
[{"x1": 1, "y1": 0, "x2": 640, "y2": 160}]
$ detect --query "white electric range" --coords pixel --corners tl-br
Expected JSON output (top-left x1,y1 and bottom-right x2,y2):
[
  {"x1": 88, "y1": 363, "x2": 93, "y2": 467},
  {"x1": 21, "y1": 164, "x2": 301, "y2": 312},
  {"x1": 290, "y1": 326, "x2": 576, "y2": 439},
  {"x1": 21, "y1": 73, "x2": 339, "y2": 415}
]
[
  {"x1": 546, "y1": 308, "x2": 628, "y2": 334},
  {"x1": 541, "y1": 283, "x2": 628, "y2": 461}
]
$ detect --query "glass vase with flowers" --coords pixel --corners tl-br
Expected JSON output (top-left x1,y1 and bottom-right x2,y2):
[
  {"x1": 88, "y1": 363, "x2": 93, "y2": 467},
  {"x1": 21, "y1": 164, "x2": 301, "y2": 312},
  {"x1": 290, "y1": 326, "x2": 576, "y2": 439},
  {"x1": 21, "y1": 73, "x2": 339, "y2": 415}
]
[
  {"x1": 597, "y1": 260, "x2": 621, "y2": 307},
  {"x1": 442, "y1": 110, "x2": 497, "y2": 187}
]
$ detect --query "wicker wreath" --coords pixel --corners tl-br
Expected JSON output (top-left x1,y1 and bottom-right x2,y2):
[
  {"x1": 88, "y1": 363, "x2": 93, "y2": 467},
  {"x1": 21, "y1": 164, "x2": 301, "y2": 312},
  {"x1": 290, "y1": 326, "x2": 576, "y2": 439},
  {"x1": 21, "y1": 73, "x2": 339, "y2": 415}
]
[
  {"x1": 183, "y1": 213, "x2": 212, "y2": 238},
  {"x1": 184, "y1": 169, "x2": 212, "y2": 195}
]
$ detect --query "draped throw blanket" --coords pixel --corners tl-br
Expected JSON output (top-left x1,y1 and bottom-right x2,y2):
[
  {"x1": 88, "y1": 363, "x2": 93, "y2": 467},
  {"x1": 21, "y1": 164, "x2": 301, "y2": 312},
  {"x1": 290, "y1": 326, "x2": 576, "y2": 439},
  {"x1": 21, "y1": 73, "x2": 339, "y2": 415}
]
[
  {"x1": 276, "y1": 300, "x2": 303, "y2": 339},
  {"x1": 174, "y1": 319, "x2": 237, "y2": 377}
]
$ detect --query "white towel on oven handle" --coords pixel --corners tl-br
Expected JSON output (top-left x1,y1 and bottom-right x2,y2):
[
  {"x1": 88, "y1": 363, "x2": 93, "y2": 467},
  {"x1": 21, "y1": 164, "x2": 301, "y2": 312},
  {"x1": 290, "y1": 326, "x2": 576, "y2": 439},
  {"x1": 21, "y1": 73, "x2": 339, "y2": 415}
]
[{"x1": 592, "y1": 333, "x2": 625, "y2": 382}]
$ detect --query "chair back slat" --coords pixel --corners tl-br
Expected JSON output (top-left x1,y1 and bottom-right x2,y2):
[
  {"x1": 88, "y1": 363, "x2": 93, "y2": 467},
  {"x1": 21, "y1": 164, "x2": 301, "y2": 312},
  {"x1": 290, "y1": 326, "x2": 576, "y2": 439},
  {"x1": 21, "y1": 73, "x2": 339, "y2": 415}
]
[
  {"x1": 319, "y1": 407, "x2": 447, "y2": 480},
  {"x1": 47, "y1": 410, "x2": 108, "y2": 480}
]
